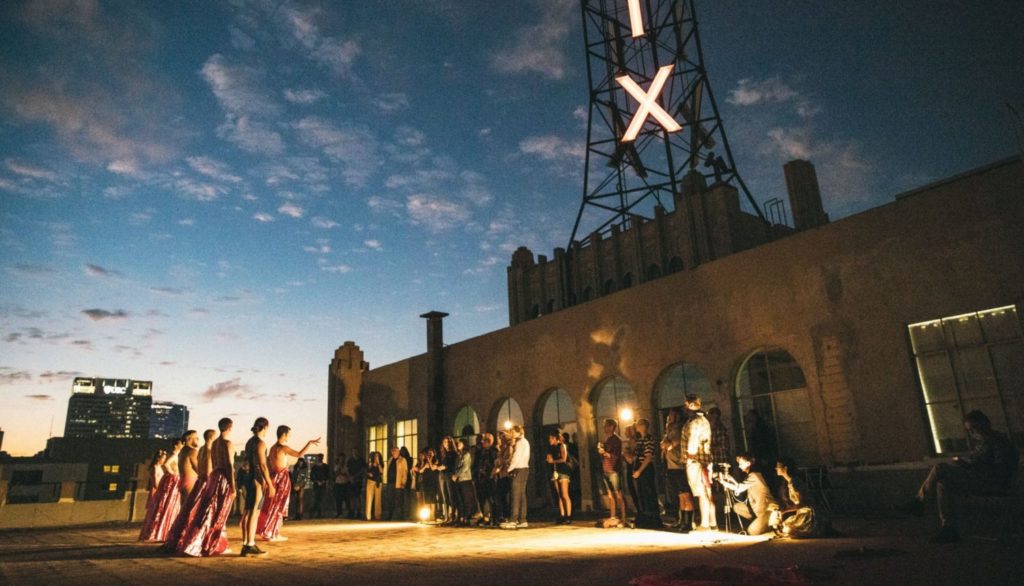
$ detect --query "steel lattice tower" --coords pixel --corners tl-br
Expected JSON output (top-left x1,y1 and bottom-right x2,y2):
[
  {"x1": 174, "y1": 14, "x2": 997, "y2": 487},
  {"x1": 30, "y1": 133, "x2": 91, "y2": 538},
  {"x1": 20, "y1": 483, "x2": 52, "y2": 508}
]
[{"x1": 571, "y1": 0, "x2": 765, "y2": 247}]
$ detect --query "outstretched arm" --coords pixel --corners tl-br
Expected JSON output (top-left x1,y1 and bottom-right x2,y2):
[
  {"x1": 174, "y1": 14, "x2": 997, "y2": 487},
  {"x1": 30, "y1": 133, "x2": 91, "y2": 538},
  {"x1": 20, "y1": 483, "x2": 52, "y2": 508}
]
[{"x1": 282, "y1": 437, "x2": 322, "y2": 459}]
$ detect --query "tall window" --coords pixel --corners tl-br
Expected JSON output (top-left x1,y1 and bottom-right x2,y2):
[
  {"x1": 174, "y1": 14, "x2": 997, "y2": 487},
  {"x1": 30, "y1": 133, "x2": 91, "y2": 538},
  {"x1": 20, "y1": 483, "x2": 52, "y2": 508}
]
[
  {"x1": 736, "y1": 348, "x2": 818, "y2": 465},
  {"x1": 367, "y1": 423, "x2": 387, "y2": 457},
  {"x1": 396, "y1": 419, "x2": 418, "y2": 456},
  {"x1": 591, "y1": 377, "x2": 639, "y2": 428},
  {"x1": 493, "y1": 397, "x2": 524, "y2": 431},
  {"x1": 654, "y1": 362, "x2": 711, "y2": 435},
  {"x1": 453, "y1": 406, "x2": 480, "y2": 443},
  {"x1": 909, "y1": 305, "x2": 1024, "y2": 453},
  {"x1": 541, "y1": 388, "x2": 576, "y2": 427}
]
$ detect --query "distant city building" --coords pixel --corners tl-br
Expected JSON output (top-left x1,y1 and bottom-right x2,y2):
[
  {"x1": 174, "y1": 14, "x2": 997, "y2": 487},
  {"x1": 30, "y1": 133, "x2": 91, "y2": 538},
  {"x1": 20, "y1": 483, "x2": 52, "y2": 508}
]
[
  {"x1": 149, "y1": 402, "x2": 190, "y2": 440},
  {"x1": 64, "y1": 377, "x2": 153, "y2": 439}
]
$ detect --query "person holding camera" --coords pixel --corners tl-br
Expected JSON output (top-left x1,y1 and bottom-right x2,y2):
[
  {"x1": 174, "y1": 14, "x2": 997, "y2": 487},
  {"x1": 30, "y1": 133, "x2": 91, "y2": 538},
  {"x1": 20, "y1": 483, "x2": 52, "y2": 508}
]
[{"x1": 717, "y1": 452, "x2": 777, "y2": 535}]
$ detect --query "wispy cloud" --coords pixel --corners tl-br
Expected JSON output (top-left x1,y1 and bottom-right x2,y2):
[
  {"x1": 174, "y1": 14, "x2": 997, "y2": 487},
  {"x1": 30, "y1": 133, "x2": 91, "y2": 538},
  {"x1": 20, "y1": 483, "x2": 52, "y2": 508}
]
[
  {"x1": 201, "y1": 377, "x2": 255, "y2": 402},
  {"x1": 200, "y1": 53, "x2": 284, "y2": 155},
  {"x1": 6, "y1": 263, "x2": 56, "y2": 278},
  {"x1": 292, "y1": 117, "x2": 379, "y2": 187},
  {"x1": 284, "y1": 88, "x2": 326, "y2": 105},
  {"x1": 150, "y1": 286, "x2": 187, "y2": 296},
  {"x1": 373, "y1": 92, "x2": 410, "y2": 113},
  {"x1": 406, "y1": 194, "x2": 471, "y2": 232},
  {"x1": 186, "y1": 156, "x2": 242, "y2": 183},
  {"x1": 320, "y1": 263, "x2": 352, "y2": 274},
  {"x1": 278, "y1": 202, "x2": 304, "y2": 218},
  {"x1": 491, "y1": 0, "x2": 575, "y2": 80},
  {"x1": 82, "y1": 308, "x2": 129, "y2": 321},
  {"x1": 5, "y1": 158, "x2": 59, "y2": 181},
  {"x1": 253, "y1": 212, "x2": 274, "y2": 223},
  {"x1": 84, "y1": 263, "x2": 122, "y2": 279},
  {"x1": 0, "y1": 368, "x2": 32, "y2": 385},
  {"x1": 25, "y1": 394, "x2": 54, "y2": 401},
  {"x1": 728, "y1": 77, "x2": 799, "y2": 107},
  {"x1": 311, "y1": 217, "x2": 339, "y2": 229}
]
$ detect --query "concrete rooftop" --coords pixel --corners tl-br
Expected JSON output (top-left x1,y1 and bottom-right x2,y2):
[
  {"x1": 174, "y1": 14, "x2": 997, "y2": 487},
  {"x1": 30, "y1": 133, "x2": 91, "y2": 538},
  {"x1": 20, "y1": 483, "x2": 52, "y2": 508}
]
[{"x1": 0, "y1": 516, "x2": 1017, "y2": 585}]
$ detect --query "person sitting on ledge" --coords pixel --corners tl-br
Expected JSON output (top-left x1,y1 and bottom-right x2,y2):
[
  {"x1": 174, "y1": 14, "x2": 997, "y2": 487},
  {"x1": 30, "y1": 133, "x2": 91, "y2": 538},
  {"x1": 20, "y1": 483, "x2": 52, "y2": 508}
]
[{"x1": 899, "y1": 410, "x2": 1019, "y2": 543}]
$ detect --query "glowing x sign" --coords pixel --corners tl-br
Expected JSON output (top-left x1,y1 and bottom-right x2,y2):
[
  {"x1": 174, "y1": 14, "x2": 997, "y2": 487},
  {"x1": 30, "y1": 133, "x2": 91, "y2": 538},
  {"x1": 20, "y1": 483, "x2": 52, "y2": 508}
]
[{"x1": 616, "y1": 65, "x2": 682, "y2": 142}]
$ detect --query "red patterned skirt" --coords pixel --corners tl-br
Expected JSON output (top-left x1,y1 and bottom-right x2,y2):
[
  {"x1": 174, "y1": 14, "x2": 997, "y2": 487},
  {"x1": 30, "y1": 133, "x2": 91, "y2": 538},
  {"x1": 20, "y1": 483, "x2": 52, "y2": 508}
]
[
  {"x1": 257, "y1": 469, "x2": 292, "y2": 540},
  {"x1": 139, "y1": 473, "x2": 181, "y2": 542},
  {"x1": 176, "y1": 470, "x2": 235, "y2": 557}
]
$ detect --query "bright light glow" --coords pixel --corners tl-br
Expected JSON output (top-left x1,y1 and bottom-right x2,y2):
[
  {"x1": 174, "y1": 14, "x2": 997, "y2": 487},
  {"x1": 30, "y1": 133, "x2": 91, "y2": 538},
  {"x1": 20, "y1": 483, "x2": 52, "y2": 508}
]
[
  {"x1": 504, "y1": 420, "x2": 513, "y2": 430},
  {"x1": 627, "y1": 0, "x2": 645, "y2": 38},
  {"x1": 617, "y1": 65, "x2": 682, "y2": 142},
  {"x1": 619, "y1": 407, "x2": 634, "y2": 423},
  {"x1": 418, "y1": 506, "x2": 432, "y2": 522}
]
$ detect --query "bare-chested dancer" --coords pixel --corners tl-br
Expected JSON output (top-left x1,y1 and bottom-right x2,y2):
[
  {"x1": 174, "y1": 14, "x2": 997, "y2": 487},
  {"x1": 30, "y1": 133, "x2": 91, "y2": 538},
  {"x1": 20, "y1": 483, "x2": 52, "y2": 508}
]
[
  {"x1": 256, "y1": 425, "x2": 320, "y2": 541},
  {"x1": 240, "y1": 417, "x2": 274, "y2": 557},
  {"x1": 177, "y1": 418, "x2": 236, "y2": 557},
  {"x1": 178, "y1": 430, "x2": 200, "y2": 497}
]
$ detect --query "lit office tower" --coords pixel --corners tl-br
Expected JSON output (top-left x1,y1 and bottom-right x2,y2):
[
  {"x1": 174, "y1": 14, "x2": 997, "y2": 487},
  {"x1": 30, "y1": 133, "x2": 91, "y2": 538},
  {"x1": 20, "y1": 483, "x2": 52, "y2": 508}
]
[
  {"x1": 149, "y1": 401, "x2": 190, "y2": 439},
  {"x1": 64, "y1": 377, "x2": 153, "y2": 439}
]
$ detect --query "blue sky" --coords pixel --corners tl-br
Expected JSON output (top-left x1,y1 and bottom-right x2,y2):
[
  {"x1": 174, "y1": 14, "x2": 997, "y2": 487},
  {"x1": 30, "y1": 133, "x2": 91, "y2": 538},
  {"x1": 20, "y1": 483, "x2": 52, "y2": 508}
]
[{"x1": 2, "y1": 0, "x2": 1022, "y2": 456}]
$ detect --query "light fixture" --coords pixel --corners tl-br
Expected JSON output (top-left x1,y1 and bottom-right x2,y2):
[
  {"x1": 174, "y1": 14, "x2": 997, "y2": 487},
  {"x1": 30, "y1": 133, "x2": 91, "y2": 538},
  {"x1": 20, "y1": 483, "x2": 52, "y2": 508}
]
[
  {"x1": 619, "y1": 407, "x2": 634, "y2": 423},
  {"x1": 418, "y1": 506, "x2": 432, "y2": 523},
  {"x1": 504, "y1": 420, "x2": 513, "y2": 431}
]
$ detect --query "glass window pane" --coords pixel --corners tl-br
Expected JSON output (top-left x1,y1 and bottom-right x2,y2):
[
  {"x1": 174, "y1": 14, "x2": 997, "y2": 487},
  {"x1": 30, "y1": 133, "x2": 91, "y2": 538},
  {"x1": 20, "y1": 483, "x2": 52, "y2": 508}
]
[
  {"x1": 926, "y1": 401, "x2": 965, "y2": 454},
  {"x1": 766, "y1": 350, "x2": 807, "y2": 391},
  {"x1": 916, "y1": 353, "x2": 957, "y2": 403},
  {"x1": 657, "y1": 365, "x2": 686, "y2": 409},
  {"x1": 955, "y1": 347, "x2": 998, "y2": 399},
  {"x1": 944, "y1": 314, "x2": 983, "y2": 346},
  {"x1": 772, "y1": 390, "x2": 815, "y2": 425},
  {"x1": 745, "y1": 353, "x2": 771, "y2": 396},
  {"x1": 557, "y1": 389, "x2": 575, "y2": 423},
  {"x1": 909, "y1": 320, "x2": 945, "y2": 353},
  {"x1": 683, "y1": 363, "x2": 712, "y2": 398},
  {"x1": 979, "y1": 306, "x2": 1021, "y2": 342},
  {"x1": 594, "y1": 377, "x2": 636, "y2": 419},
  {"x1": 990, "y1": 343, "x2": 1024, "y2": 442},
  {"x1": 960, "y1": 396, "x2": 1009, "y2": 435}
]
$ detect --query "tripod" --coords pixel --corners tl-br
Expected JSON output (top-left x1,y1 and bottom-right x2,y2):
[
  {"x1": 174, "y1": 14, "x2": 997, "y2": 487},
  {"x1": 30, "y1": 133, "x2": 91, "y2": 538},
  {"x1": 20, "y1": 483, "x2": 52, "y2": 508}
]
[{"x1": 716, "y1": 466, "x2": 748, "y2": 535}]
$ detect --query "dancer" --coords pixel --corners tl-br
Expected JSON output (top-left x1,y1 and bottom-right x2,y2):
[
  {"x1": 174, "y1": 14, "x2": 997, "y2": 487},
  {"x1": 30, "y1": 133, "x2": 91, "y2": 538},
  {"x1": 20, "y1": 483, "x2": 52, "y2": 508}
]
[
  {"x1": 257, "y1": 425, "x2": 320, "y2": 541},
  {"x1": 160, "y1": 430, "x2": 209, "y2": 552},
  {"x1": 240, "y1": 417, "x2": 273, "y2": 556},
  {"x1": 138, "y1": 449, "x2": 167, "y2": 539},
  {"x1": 177, "y1": 418, "x2": 236, "y2": 557},
  {"x1": 140, "y1": 439, "x2": 183, "y2": 541},
  {"x1": 178, "y1": 430, "x2": 200, "y2": 497}
]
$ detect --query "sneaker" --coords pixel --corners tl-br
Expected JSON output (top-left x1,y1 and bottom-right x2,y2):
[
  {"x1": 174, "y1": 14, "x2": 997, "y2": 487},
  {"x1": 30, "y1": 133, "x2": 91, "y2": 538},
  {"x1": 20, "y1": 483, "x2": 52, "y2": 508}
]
[
  {"x1": 500, "y1": 521, "x2": 517, "y2": 529},
  {"x1": 518, "y1": 522, "x2": 528, "y2": 529},
  {"x1": 930, "y1": 526, "x2": 960, "y2": 544},
  {"x1": 896, "y1": 499, "x2": 925, "y2": 517}
]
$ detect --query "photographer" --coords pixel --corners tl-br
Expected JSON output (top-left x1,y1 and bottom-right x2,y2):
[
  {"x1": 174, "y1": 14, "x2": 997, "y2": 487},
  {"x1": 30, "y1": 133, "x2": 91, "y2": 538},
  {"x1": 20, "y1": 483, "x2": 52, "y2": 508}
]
[{"x1": 716, "y1": 452, "x2": 778, "y2": 535}]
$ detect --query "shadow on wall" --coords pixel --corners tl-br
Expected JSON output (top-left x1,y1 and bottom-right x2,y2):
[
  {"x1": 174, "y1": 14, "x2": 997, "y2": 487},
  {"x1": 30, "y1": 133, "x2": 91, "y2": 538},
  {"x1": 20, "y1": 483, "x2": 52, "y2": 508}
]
[{"x1": 587, "y1": 324, "x2": 629, "y2": 382}]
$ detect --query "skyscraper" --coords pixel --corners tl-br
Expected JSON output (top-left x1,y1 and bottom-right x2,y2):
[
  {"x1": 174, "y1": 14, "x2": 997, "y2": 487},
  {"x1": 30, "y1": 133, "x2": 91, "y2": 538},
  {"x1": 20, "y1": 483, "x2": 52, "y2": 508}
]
[
  {"x1": 149, "y1": 401, "x2": 190, "y2": 439},
  {"x1": 64, "y1": 377, "x2": 153, "y2": 439}
]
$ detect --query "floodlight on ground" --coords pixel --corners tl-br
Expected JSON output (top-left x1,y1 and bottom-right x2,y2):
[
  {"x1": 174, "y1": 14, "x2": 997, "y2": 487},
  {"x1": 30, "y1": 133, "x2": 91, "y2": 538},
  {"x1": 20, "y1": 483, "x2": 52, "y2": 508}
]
[{"x1": 418, "y1": 506, "x2": 432, "y2": 523}]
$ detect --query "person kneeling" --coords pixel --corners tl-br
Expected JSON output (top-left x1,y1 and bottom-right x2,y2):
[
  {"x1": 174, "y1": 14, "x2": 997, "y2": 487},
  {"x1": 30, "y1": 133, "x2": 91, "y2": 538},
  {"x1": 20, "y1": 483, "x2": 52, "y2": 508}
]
[{"x1": 716, "y1": 453, "x2": 777, "y2": 535}]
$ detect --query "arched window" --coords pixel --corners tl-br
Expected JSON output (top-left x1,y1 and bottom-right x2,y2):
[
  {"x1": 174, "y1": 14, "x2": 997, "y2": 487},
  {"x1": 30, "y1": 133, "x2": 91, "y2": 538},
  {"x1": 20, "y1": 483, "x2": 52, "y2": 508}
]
[
  {"x1": 668, "y1": 257, "x2": 684, "y2": 273},
  {"x1": 530, "y1": 304, "x2": 540, "y2": 319},
  {"x1": 452, "y1": 405, "x2": 480, "y2": 443},
  {"x1": 735, "y1": 348, "x2": 818, "y2": 464},
  {"x1": 491, "y1": 396, "x2": 524, "y2": 431},
  {"x1": 647, "y1": 264, "x2": 662, "y2": 280},
  {"x1": 540, "y1": 388, "x2": 576, "y2": 427},
  {"x1": 622, "y1": 273, "x2": 633, "y2": 289},
  {"x1": 654, "y1": 362, "x2": 712, "y2": 435},
  {"x1": 582, "y1": 286, "x2": 593, "y2": 301},
  {"x1": 603, "y1": 279, "x2": 616, "y2": 295},
  {"x1": 591, "y1": 377, "x2": 640, "y2": 427}
]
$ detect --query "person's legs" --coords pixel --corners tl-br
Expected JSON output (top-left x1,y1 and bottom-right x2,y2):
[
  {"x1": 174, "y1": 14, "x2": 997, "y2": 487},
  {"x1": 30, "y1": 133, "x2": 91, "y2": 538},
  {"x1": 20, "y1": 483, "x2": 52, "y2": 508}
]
[
  {"x1": 747, "y1": 511, "x2": 772, "y2": 535},
  {"x1": 558, "y1": 477, "x2": 572, "y2": 520},
  {"x1": 512, "y1": 469, "x2": 529, "y2": 525},
  {"x1": 241, "y1": 483, "x2": 262, "y2": 551}
]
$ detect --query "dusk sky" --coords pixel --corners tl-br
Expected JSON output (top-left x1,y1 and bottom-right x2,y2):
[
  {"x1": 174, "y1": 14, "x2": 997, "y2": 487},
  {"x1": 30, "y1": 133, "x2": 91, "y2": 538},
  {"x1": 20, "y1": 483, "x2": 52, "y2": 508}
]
[{"x1": 2, "y1": 0, "x2": 1022, "y2": 456}]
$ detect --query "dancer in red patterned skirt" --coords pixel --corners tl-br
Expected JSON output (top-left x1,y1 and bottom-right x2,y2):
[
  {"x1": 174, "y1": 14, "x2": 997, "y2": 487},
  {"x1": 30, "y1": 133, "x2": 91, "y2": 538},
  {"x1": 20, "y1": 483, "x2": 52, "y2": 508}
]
[
  {"x1": 160, "y1": 429, "x2": 206, "y2": 552},
  {"x1": 139, "y1": 449, "x2": 167, "y2": 539},
  {"x1": 177, "y1": 418, "x2": 236, "y2": 557},
  {"x1": 140, "y1": 438, "x2": 183, "y2": 541},
  {"x1": 257, "y1": 425, "x2": 320, "y2": 541}
]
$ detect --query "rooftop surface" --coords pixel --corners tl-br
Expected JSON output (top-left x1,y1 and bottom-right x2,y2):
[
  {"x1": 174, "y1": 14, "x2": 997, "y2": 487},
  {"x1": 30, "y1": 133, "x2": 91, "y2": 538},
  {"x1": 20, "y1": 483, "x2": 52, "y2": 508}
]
[{"x1": 0, "y1": 516, "x2": 1017, "y2": 585}]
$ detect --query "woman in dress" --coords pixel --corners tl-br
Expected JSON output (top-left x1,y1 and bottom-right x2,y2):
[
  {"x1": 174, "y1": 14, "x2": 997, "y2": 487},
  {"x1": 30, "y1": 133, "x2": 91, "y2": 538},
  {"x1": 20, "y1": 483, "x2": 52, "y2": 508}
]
[{"x1": 364, "y1": 451, "x2": 384, "y2": 520}]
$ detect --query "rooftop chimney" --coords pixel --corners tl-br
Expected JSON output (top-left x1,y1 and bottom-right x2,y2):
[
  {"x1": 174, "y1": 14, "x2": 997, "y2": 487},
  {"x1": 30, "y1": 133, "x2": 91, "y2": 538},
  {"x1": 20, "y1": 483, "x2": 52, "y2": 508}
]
[
  {"x1": 420, "y1": 311, "x2": 449, "y2": 449},
  {"x1": 784, "y1": 159, "x2": 829, "y2": 230}
]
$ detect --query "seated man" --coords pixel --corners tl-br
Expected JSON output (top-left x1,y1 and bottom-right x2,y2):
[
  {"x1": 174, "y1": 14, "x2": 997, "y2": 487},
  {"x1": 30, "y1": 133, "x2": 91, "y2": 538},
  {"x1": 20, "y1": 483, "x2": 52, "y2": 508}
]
[
  {"x1": 717, "y1": 452, "x2": 777, "y2": 535},
  {"x1": 900, "y1": 410, "x2": 1019, "y2": 543}
]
